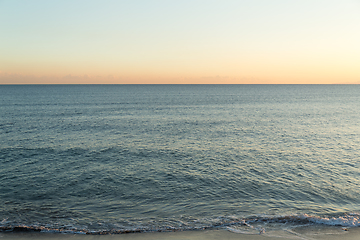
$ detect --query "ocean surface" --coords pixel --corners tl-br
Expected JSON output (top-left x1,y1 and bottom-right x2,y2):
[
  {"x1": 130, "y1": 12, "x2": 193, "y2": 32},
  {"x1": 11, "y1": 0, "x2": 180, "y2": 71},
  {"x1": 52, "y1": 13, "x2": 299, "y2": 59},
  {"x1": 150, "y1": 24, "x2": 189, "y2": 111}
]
[{"x1": 1, "y1": 84, "x2": 360, "y2": 236}]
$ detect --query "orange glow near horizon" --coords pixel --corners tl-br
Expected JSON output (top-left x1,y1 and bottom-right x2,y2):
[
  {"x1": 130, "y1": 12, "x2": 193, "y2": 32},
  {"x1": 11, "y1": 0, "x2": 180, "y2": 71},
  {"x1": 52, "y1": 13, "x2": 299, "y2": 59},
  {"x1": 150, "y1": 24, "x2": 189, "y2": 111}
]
[{"x1": 1, "y1": 72, "x2": 358, "y2": 85}]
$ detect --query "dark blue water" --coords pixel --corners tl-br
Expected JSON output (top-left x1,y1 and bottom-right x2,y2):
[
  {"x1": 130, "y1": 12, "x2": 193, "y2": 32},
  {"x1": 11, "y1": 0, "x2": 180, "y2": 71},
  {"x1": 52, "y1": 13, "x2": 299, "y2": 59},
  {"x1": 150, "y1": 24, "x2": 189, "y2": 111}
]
[{"x1": 1, "y1": 85, "x2": 360, "y2": 234}]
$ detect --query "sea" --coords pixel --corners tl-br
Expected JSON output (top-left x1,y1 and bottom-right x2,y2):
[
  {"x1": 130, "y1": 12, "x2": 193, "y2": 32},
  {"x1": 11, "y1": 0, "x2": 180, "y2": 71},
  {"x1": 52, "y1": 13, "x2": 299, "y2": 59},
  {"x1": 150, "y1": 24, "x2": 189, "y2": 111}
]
[{"x1": 0, "y1": 84, "x2": 359, "y2": 236}]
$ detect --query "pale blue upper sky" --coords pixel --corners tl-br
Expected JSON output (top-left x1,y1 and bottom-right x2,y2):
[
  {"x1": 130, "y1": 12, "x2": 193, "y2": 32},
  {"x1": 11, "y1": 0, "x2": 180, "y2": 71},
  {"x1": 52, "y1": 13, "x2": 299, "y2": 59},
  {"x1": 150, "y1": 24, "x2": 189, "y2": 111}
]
[{"x1": 1, "y1": 0, "x2": 359, "y2": 84}]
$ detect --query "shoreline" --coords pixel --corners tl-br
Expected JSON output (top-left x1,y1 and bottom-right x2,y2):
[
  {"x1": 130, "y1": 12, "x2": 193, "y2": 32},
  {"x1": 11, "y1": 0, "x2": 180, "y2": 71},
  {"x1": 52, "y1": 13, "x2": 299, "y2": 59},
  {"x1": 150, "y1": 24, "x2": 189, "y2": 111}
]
[{"x1": 1, "y1": 227, "x2": 360, "y2": 240}]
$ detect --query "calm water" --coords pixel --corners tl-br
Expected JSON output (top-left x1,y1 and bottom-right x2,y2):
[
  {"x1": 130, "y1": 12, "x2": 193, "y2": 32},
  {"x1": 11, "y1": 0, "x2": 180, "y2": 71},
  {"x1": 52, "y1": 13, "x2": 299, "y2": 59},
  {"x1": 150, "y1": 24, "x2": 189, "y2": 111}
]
[{"x1": 1, "y1": 85, "x2": 360, "y2": 235}]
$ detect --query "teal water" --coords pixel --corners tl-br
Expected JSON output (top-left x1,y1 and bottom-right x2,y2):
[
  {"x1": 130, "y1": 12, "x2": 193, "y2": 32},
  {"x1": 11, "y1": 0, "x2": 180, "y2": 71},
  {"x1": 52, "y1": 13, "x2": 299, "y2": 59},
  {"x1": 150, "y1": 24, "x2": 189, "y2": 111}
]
[{"x1": 0, "y1": 85, "x2": 360, "y2": 234}]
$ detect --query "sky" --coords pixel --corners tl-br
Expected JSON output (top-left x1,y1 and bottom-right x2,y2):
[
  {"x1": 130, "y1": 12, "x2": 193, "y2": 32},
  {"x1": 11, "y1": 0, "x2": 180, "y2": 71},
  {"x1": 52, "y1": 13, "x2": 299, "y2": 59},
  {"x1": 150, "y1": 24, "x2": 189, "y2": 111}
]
[{"x1": 1, "y1": 0, "x2": 360, "y2": 84}]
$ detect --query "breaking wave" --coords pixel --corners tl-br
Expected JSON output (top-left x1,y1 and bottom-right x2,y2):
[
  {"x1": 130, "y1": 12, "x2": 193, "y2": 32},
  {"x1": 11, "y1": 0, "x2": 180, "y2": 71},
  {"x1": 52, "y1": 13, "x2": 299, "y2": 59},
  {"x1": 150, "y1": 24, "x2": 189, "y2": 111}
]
[{"x1": 1, "y1": 213, "x2": 359, "y2": 235}]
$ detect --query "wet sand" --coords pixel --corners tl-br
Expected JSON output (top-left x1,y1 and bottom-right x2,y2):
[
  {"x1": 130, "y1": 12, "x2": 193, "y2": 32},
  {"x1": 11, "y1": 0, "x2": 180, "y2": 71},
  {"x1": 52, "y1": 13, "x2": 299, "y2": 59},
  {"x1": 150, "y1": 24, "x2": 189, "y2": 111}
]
[{"x1": 1, "y1": 227, "x2": 359, "y2": 240}]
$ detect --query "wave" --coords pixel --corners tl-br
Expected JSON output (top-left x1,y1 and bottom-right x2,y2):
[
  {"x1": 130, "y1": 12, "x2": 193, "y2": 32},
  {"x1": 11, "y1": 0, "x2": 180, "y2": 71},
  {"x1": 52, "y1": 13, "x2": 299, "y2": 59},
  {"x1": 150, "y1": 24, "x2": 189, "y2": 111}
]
[{"x1": 1, "y1": 213, "x2": 359, "y2": 235}]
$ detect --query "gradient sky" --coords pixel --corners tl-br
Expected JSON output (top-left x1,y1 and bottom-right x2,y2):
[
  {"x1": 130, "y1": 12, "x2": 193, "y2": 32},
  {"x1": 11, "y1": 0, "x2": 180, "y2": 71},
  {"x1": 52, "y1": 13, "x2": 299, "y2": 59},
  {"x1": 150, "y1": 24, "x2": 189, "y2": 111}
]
[{"x1": 1, "y1": 0, "x2": 360, "y2": 84}]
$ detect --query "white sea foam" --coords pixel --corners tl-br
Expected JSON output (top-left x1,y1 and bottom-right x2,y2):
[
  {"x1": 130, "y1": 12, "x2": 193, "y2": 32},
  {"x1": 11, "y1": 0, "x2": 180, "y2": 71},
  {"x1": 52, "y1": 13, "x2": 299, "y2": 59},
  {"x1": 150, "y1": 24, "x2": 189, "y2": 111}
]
[{"x1": 300, "y1": 213, "x2": 360, "y2": 227}]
